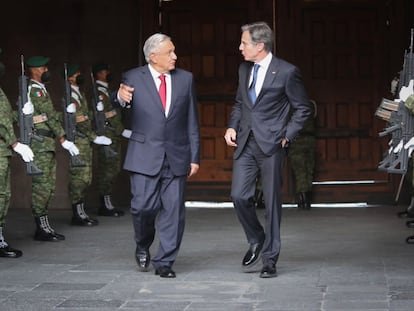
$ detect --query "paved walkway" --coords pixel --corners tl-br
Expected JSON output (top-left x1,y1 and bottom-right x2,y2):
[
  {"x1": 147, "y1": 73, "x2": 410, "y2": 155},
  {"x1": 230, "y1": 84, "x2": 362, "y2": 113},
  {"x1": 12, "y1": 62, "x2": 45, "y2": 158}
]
[{"x1": 1, "y1": 205, "x2": 414, "y2": 310}]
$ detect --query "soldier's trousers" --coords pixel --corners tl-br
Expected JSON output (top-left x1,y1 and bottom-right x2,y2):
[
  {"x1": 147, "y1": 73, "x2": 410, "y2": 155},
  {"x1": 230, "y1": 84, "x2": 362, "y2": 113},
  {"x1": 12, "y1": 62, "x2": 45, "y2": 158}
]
[
  {"x1": 289, "y1": 137, "x2": 316, "y2": 193},
  {"x1": 96, "y1": 137, "x2": 121, "y2": 195},
  {"x1": 69, "y1": 138, "x2": 92, "y2": 204},
  {"x1": 32, "y1": 151, "x2": 56, "y2": 217},
  {"x1": 0, "y1": 156, "x2": 11, "y2": 226}
]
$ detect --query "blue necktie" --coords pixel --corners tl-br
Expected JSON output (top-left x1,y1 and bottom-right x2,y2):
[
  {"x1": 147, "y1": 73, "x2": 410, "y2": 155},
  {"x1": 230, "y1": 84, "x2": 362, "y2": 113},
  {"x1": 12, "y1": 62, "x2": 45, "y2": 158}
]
[{"x1": 248, "y1": 64, "x2": 260, "y2": 104}]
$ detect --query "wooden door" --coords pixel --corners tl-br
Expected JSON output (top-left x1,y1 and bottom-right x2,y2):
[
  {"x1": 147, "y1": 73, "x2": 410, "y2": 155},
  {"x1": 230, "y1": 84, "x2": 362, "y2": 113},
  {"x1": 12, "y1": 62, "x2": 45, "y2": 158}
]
[
  {"x1": 156, "y1": 0, "x2": 408, "y2": 203},
  {"x1": 283, "y1": 0, "x2": 407, "y2": 203}
]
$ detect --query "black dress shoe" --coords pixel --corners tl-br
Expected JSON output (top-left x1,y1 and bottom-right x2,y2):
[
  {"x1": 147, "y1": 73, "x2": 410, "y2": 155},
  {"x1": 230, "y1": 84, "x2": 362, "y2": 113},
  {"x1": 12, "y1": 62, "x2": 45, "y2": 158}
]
[
  {"x1": 155, "y1": 266, "x2": 176, "y2": 278},
  {"x1": 260, "y1": 265, "x2": 277, "y2": 278},
  {"x1": 242, "y1": 242, "x2": 263, "y2": 272},
  {"x1": 98, "y1": 207, "x2": 125, "y2": 217},
  {"x1": 0, "y1": 245, "x2": 23, "y2": 258},
  {"x1": 135, "y1": 249, "x2": 151, "y2": 272},
  {"x1": 71, "y1": 217, "x2": 98, "y2": 227}
]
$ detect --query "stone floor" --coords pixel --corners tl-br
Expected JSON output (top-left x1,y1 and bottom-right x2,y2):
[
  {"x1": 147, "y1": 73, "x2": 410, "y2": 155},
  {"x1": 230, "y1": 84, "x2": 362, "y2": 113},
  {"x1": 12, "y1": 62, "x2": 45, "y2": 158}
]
[{"x1": 1, "y1": 204, "x2": 414, "y2": 310}]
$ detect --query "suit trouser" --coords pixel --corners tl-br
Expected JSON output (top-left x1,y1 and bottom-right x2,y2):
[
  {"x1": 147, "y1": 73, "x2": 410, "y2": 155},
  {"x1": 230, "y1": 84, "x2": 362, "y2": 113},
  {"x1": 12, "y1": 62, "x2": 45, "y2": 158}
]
[
  {"x1": 231, "y1": 134, "x2": 286, "y2": 266},
  {"x1": 129, "y1": 157, "x2": 187, "y2": 269}
]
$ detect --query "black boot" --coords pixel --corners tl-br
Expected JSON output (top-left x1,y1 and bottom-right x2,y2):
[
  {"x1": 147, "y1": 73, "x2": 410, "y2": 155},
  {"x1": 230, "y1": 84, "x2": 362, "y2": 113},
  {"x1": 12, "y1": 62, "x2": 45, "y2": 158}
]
[
  {"x1": 0, "y1": 227, "x2": 22, "y2": 258},
  {"x1": 71, "y1": 201, "x2": 99, "y2": 226},
  {"x1": 254, "y1": 190, "x2": 265, "y2": 209},
  {"x1": 398, "y1": 196, "x2": 414, "y2": 218},
  {"x1": 304, "y1": 191, "x2": 312, "y2": 210},
  {"x1": 98, "y1": 195, "x2": 125, "y2": 217},
  {"x1": 297, "y1": 192, "x2": 306, "y2": 209},
  {"x1": 34, "y1": 215, "x2": 65, "y2": 241}
]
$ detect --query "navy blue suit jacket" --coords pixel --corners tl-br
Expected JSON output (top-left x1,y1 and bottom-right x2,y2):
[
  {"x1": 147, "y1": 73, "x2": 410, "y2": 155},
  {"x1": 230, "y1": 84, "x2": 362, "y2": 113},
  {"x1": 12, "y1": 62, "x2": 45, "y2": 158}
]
[
  {"x1": 112, "y1": 65, "x2": 200, "y2": 176},
  {"x1": 228, "y1": 56, "x2": 311, "y2": 159}
]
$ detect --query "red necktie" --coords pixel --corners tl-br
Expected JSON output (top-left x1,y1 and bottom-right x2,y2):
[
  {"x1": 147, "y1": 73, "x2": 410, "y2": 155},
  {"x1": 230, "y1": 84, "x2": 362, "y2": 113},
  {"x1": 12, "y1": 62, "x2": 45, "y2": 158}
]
[{"x1": 158, "y1": 74, "x2": 166, "y2": 110}]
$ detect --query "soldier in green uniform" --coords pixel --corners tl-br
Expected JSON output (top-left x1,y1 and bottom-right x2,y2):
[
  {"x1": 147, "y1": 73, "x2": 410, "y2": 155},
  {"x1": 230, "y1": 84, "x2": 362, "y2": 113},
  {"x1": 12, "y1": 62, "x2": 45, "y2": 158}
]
[
  {"x1": 0, "y1": 50, "x2": 34, "y2": 257},
  {"x1": 27, "y1": 56, "x2": 80, "y2": 241},
  {"x1": 65, "y1": 64, "x2": 112, "y2": 226},
  {"x1": 288, "y1": 100, "x2": 317, "y2": 209},
  {"x1": 254, "y1": 101, "x2": 316, "y2": 210},
  {"x1": 92, "y1": 63, "x2": 125, "y2": 217}
]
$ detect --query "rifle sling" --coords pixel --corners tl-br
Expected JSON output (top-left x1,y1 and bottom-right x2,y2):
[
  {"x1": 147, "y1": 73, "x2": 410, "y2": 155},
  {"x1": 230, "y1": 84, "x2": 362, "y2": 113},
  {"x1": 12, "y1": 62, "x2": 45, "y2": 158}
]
[{"x1": 35, "y1": 128, "x2": 55, "y2": 138}]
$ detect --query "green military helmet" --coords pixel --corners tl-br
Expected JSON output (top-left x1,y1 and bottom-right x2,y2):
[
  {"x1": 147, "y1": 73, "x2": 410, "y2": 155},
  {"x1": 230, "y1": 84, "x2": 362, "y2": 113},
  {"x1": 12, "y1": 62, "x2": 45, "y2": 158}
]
[
  {"x1": 63, "y1": 63, "x2": 80, "y2": 78},
  {"x1": 26, "y1": 56, "x2": 49, "y2": 67},
  {"x1": 92, "y1": 62, "x2": 109, "y2": 75}
]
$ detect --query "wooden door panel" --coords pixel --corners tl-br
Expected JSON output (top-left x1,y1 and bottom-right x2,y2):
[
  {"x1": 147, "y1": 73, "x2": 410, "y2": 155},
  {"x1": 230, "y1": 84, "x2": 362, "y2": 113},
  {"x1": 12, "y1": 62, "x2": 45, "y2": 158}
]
[{"x1": 296, "y1": 3, "x2": 395, "y2": 202}]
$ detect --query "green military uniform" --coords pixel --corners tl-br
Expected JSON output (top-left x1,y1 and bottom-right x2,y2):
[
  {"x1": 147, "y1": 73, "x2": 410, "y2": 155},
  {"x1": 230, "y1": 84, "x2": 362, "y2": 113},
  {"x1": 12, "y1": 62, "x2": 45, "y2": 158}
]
[
  {"x1": 288, "y1": 101, "x2": 316, "y2": 209},
  {"x1": 69, "y1": 86, "x2": 97, "y2": 204},
  {"x1": 0, "y1": 85, "x2": 23, "y2": 257},
  {"x1": 96, "y1": 81, "x2": 124, "y2": 200},
  {"x1": 66, "y1": 64, "x2": 99, "y2": 226},
  {"x1": 29, "y1": 80, "x2": 65, "y2": 216},
  {"x1": 0, "y1": 88, "x2": 15, "y2": 227},
  {"x1": 27, "y1": 55, "x2": 66, "y2": 242},
  {"x1": 93, "y1": 63, "x2": 125, "y2": 216},
  {"x1": 95, "y1": 80, "x2": 123, "y2": 195}
]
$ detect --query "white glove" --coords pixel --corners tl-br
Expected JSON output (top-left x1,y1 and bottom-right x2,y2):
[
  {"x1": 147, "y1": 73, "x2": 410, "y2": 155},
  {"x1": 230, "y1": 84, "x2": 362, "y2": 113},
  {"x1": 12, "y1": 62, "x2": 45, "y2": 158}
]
[
  {"x1": 121, "y1": 129, "x2": 132, "y2": 139},
  {"x1": 398, "y1": 79, "x2": 414, "y2": 102},
  {"x1": 404, "y1": 137, "x2": 414, "y2": 157},
  {"x1": 387, "y1": 139, "x2": 393, "y2": 154},
  {"x1": 61, "y1": 140, "x2": 80, "y2": 156},
  {"x1": 22, "y1": 101, "x2": 34, "y2": 115},
  {"x1": 96, "y1": 101, "x2": 104, "y2": 112},
  {"x1": 12, "y1": 142, "x2": 34, "y2": 162},
  {"x1": 393, "y1": 139, "x2": 404, "y2": 153},
  {"x1": 93, "y1": 135, "x2": 112, "y2": 145},
  {"x1": 66, "y1": 103, "x2": 76, "y2": 113}
]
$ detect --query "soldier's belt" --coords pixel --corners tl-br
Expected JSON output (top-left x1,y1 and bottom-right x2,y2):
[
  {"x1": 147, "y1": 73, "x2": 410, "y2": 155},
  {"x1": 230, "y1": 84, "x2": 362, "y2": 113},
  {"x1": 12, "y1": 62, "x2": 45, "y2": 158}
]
[
  {"x1": 105, "y1": 110, "x2": 117, "y2": 119},
  {"x1": 33, "y1": 114, "x2": 48, "y2": 124},
  {"x1": 76, "y1": 115, "x2": 89, "y2": 123},
  {"x1": 36, "y1": 128, "x2": 55, "y2": 138}
]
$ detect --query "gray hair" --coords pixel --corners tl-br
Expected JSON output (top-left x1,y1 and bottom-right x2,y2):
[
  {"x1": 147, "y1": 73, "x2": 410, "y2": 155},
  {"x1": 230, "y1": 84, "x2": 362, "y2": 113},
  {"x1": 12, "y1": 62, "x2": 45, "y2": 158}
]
[
  {"x1": 143, "y1": 33, "x2": 171, "y2": 63},
  {"x1": 241, "y1": 21, "x2": 274, "y2": 52}
]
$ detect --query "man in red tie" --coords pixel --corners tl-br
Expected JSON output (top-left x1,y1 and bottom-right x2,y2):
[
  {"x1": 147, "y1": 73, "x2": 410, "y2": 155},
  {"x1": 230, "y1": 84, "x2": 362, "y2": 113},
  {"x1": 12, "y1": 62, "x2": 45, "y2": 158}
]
[{"x1": 112, "y1": 33, "x2": 200, "y2": 278}]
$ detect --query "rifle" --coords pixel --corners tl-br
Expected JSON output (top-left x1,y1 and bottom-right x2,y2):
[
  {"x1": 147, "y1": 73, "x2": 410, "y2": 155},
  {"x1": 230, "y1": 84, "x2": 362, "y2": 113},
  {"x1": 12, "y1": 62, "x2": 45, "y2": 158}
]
[
  {"x1": 17, "y1": 55, "x2": 43, "y2": 175},
  {"x1": 376, "y1": 29, "x2": 414, "y2": 175},
  {"x1": 90, "y1": 72, "x2": 118, "y2": 158},
  {"x1": 62, "y1": 63, "x2": 85, "y2": 167}
]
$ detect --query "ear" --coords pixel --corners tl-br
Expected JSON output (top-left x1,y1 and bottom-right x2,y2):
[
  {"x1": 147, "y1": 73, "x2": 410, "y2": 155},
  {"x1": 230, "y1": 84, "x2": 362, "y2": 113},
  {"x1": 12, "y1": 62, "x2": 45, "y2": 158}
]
[
  {"x1": 257, "y1": 42, "x2": 265, "y2": 52},
  {"x1": 149, "y1": 53, "x2": 157, "y2": 64}
]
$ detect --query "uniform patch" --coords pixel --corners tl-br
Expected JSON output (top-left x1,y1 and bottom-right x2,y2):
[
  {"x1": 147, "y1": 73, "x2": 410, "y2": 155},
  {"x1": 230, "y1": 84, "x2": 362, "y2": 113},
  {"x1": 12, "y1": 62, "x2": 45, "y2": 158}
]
[
  {"x1": 35, "y1": 90, "x2": 44, "y2": 97},
  {"x1": 99, "y1": 94, "x2": 106, "y2": 101}
]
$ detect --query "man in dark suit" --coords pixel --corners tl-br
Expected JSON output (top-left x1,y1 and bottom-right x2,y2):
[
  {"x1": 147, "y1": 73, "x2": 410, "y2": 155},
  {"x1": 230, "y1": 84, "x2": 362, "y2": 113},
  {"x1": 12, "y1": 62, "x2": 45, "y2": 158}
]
[
  {"x1": 224, "y1": 21, "x2": 311, "y2": 278},
  {"x1": 112, "y1": 33, "x2": 200, "y2": 278}
]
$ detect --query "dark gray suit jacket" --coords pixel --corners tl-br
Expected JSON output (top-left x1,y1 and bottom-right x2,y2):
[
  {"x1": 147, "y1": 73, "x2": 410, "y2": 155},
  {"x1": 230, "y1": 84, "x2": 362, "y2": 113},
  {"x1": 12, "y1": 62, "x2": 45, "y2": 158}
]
[
  {"x1": 228, "y1": 56, "x2": 311, "y2": 159},
  {"x1": 112, "y1": 65, "x2": 200, "y2": 176}
]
